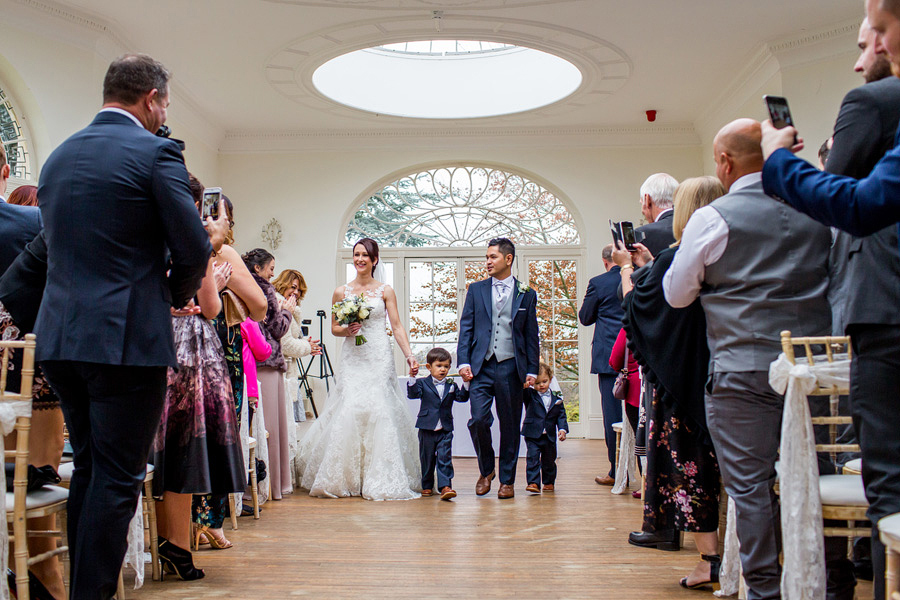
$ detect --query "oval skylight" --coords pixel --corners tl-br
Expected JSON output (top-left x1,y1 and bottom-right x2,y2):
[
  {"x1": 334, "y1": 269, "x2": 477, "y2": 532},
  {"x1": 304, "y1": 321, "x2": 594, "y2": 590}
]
[{"x1": 312, "y1": 40, "x2": 583, "y2": 119}]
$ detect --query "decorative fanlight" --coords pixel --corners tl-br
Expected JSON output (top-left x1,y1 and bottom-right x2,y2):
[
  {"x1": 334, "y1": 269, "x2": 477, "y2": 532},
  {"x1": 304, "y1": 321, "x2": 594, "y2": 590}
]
[{"x1": 261, "y1": 218, "x2": 283, "y2": 250}]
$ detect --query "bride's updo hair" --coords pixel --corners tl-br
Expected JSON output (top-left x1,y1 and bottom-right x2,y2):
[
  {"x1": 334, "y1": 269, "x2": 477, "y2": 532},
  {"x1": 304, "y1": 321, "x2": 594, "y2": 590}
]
[{"x1": 354, "y1": 238, "x2": 379, "y2": 276}]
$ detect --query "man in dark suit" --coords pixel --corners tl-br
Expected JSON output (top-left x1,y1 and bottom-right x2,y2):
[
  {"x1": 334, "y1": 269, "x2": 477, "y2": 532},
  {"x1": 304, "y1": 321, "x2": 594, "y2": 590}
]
[
  {"x1": 635, "y1": 173, "x2": 678, "y2": 256},
  {"x1": 578, "y1": 243, "x2": 624, "y2": 485},
  {"x1": 458, "y1": 237, "x2": 540, "y2": 499},
  {"x1": 0, "y1": 144, "x2": 42, "y2": 275},
  {"x1": 35, "y1": 54, "x2": 225, "y2": 599}
]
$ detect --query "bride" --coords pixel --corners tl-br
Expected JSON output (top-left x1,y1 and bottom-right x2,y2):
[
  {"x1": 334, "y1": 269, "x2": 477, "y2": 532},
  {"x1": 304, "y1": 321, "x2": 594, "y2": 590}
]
[{"x1": 296, "y1": 238, "x2": 423, "y2": 500}]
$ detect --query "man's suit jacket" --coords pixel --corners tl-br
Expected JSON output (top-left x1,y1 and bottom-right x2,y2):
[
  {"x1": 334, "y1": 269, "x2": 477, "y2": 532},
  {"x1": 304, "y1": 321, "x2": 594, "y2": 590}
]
[
  {"x1": 457, "y1": 277, "x2": 540, "y2": 381},
  {"x1": 578, "y1": 267, "x2": 623, "y2": 375},
  {"x1": 635, "y1": 210, "x2": 675, "y2": 256},
  {"x1": 35, "y1": 111, "x2": 212, "y2": 367},
  {"x1": 0, "y1": 199, "x2": 41, "y2": 277},
  {"x1": 521, "y1": 389, "x2": 569, "y2": 439},
  {"x1": 826, "y1": 77, "x2": 900, "y2": 331},
  {"x1": 0, "y1": 230, "x2": 47, "y2": 333},
  {"x1": 407, "y1": 377, "x2": 469, "y2": 431}
]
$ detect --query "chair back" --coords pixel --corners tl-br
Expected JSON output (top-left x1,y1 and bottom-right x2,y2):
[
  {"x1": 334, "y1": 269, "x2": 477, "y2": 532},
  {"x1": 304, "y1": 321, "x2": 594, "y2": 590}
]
[{"x1": 779, "y1": 330, "x2": 857, "y2": 456}]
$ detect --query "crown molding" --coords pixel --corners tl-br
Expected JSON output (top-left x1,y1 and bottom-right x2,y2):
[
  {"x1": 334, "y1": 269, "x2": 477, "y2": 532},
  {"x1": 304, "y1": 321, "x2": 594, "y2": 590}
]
[
  {"x1": 259, "y1": 0, "x2": 579, "y2": 8},
  {"x1": 219, "y1": 123, "x2": 700, "y2": 152},
  {"x1": 694, "y1": 16, "x2": 859, "y2": 142}
]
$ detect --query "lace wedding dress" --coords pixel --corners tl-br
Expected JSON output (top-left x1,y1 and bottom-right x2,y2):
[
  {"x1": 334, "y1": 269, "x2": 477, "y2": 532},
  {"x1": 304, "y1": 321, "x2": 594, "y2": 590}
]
[{"x1": 296, "y1": 283, "x2": 422, "y2": 500}]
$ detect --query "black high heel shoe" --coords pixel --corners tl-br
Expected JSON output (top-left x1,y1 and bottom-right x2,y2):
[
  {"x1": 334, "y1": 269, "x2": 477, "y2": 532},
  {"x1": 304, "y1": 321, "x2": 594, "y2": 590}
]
[
  {"x1": 680, "y1": 553, "x2": 721, "y2": 590},
  {"x1": 158, "y1": 537, "x2": 205, "y2": 581}
]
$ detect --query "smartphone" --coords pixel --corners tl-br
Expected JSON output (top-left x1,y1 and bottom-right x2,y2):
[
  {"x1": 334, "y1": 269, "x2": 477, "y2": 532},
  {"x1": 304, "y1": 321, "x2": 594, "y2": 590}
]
[
  {"x1": 609, "y1": 220, "x2": 637, "y2": 251},
  {"x1": 201, "y1": 187, "x2": 221, "y2": 222},
  {"x1": 764, "y1": 95, "x2": 794, "y2": 129}
]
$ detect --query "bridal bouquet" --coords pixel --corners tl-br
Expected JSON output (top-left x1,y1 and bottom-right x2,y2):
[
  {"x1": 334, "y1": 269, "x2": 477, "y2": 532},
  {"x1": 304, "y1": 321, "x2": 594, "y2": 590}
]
[{"x1": 332, "y1": 294, "x2": 373, "y2": 345}]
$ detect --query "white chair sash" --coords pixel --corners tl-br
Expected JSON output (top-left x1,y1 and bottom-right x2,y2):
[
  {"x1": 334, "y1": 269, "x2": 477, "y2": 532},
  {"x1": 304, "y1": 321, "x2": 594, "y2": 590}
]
[
  {"x1": 611, "y1": 412, "x2": 637, "y2": 495},
  {"x1": 768, "y1": 353, "x2": 851, "y2": 600},
  {"x1": 124, "y1": 502, "x2": 144, "y2": 589},
  {"x1": 715, "y1": 496, "x2": 743, "y2": 597},
  {"x1": 0, "y1": 399, "x2": 33, "y2": 600}
]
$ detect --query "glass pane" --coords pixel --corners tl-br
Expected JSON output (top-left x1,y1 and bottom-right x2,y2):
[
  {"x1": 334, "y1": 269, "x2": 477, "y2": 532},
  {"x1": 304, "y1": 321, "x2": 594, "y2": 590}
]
[
  {"x1": 408, "y1": 302, "x2": 434, "y2": 342},
  {"x1": 552, "y1": 260, "x2": 577, "y2": 300},
  {"x1": 408, "y1": 262, "x2": 432, "y2": 302},
  {"x1": 432, "y1": 261, "x2": 458, "y2": 302},
  {"x1": 558, "y1": 381, "x2": 580, "y2": 423},
  {"x1": 555, "y1": 299, "x2": 579, "y2": 341},
  {"x1": 554, "y1": 341, "x2": 579, "y2": 382},
  {"x1": 344, "y1": 166, "x2": 579, "y2": 247},
  {"x1": 536, "y1": 300, "x2": 555, "y2": 340},
  {"x1": 528, "y1": 260, "x2": 552, "y2": 300},
  {"x1": 465, "y1": 261, "x2": 486, "y2": 289},
  {"x1": 434, "y1": 302, "x2": 458, "y2": 343}
]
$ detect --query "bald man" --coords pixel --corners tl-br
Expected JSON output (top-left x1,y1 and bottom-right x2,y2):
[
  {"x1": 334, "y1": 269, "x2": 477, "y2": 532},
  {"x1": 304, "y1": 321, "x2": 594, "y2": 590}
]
[{"x1": 664, "y1": 119, "x2": 833, "y2": 600}]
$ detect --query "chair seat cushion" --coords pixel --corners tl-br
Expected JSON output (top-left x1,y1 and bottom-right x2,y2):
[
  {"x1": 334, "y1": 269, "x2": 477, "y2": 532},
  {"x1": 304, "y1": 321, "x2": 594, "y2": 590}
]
[
  {"x1": 843, "y1": 458, "x2": 862, "y2": 473},
  {"x1": 878, "y1": 513, "x2": 900, "y2": 543},
  {"x1": 5, "y1": 484, "x2": 68, "y2": 513},
  {"x1": 248, "y1": 436, "x2": 257, "y2": 449},
  {"x1": 611, "y1": 422, "x2": 623, "y2": 433},
  {"x1": 819, "y1": 474, "x2": 868, "y2": 507}
]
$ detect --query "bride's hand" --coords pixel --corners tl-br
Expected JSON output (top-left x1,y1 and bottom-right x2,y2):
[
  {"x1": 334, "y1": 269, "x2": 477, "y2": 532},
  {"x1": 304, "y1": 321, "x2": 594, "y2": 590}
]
[
  {"x1": 348, "y1": 322, "x2": 362, "y2": 336},
  {"x1": 406, "y1": 355, "x2": 419, "y2": 374}
]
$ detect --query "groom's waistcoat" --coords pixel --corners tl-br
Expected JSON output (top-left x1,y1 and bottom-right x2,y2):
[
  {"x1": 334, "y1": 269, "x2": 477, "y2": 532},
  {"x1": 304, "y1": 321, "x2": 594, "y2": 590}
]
[{"x1": 486, "y1": 287, "x2": 515, "y2": 363}]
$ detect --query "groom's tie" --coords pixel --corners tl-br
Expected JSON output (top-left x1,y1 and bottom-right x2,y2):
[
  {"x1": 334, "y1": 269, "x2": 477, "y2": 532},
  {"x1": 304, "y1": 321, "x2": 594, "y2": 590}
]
[{"x1": 493, "y1": 280, "x2": 508, "y2": 308}]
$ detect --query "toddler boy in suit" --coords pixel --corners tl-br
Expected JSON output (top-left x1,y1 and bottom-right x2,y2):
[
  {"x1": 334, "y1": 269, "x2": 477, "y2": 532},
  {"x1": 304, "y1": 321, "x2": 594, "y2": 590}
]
[
  {"x1": 522, "y1": 362, "x2": 569, "y2": 493},
  {"x1": 407, "y1": 347, "x2": 469, "y2": 500}
]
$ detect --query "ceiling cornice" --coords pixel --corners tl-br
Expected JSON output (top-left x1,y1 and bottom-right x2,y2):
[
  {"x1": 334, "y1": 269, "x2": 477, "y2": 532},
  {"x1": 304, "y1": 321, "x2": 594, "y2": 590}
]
[
  {"x1": 259, "y1": 0, "x2": 579, "y2": 9},
  {"x1": 220, "y1": 123, "x2": 701, "y2": 153}
]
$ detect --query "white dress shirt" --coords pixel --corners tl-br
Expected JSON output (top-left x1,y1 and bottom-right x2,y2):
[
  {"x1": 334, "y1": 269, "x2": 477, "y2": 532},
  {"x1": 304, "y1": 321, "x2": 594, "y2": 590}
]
[
  {"x1": 99, "y1": 107, "x2": 143, "y2": 128},
  {"x1": 663, "y1": 173, "x2": 761, "y2": 308},
  {"x1": 654, "y1": 207, "x2": 674, "y2": 222},
  {"x1": 538, "y1": 390, "x2": 553, "y2": 433}
]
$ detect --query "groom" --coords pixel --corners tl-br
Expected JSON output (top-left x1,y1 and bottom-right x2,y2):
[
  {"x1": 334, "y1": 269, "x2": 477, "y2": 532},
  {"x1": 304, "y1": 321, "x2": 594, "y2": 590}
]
[{"x1": 458, "y1": 237, "x2": 540, "y2": 499}]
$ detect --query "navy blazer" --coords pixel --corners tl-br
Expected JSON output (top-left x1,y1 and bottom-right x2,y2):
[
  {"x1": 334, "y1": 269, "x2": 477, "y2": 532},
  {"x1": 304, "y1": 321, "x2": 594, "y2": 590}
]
[
  {"x1": 578, "y1": 267, "x2": 624, "y2": 375},
  {"x1": 457, "y1": 278, "x2": 540, "y2": 381},
  {"x1": 635, "y1": 210, "x2": 675, "y2": 257},
  {"x1": 0, "y1": 199, "x2": 41, "y2": 277},
  {"x1": 407, "y1": 377, "x2": 468, "y2": 431},
  {"x1": 521, "y1": 389, "x2": 569, "y2": 439},
  {"x1": 762, "y1": 128, "x2": 900, "y2": 240},
  {"x1": 35, "y1": 111, "x2": 212, "y2": 367}
]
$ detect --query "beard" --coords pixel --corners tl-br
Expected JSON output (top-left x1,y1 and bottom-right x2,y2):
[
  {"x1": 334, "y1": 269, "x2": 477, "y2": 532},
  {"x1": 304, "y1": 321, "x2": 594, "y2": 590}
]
[{"x1": 892, "y1": 59, "x2": 900, "y2": 80}]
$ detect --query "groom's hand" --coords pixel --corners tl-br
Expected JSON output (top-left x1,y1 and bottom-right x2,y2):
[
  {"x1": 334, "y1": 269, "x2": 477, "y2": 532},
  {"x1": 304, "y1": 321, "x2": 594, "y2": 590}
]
[
  {"x1": 524, "y1": 375, "x2": 535, "y2": 388},
  {"x1": 459, "y1": 366, "x2": 473, "y2": 382}
]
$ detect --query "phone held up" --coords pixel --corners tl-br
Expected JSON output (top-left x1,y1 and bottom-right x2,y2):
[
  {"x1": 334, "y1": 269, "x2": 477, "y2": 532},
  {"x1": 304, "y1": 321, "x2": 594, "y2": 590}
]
[
  {"x1": 764, "y1": 95, "x2": 798, "y2": 144},
  {"x1": 201, "y1": 187, "x2": 221, "y2": 225},
  {"x1": 609, "y1": 219, "x2": 638, "y2": 251}
]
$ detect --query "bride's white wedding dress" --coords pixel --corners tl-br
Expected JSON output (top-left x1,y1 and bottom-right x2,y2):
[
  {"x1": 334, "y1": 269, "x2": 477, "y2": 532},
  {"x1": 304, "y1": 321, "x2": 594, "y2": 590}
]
[{"x1": 296, "y1": 283, "x2": 422, "y2": 500}]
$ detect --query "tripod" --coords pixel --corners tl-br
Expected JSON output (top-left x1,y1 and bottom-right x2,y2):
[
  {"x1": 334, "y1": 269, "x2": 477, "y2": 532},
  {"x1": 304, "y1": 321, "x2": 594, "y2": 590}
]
[{"x1": 297, "y1": 310, "x2": 335, "y2": 419}]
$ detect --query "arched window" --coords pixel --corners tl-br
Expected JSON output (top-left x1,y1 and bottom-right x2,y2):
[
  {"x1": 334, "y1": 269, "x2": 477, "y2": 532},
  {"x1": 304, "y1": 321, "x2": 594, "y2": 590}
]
[
  {"x1": 0, "y1": 86, "x2": 32, "y2": 181},
  {"x1": 342, "y1": 164, "x2": 586, "y2": 429}
]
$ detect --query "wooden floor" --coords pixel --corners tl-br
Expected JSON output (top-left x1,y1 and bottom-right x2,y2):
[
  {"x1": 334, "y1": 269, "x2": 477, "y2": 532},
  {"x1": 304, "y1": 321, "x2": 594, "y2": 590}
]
[{"x1": 127, "y1": 439, "x2": 872, "y2": 599}]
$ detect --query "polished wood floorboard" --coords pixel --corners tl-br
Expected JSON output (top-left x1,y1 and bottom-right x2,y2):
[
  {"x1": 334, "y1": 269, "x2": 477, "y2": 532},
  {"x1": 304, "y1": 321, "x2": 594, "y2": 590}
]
[{"x1": 128, "y1": 439, "x2": 873, "y2": 599}]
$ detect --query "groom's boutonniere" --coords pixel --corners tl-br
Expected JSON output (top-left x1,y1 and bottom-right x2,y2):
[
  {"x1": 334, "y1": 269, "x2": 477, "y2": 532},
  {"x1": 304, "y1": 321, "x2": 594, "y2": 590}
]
[{"x1": 517, "y1": 281, "x2": 530, "y2": 295}]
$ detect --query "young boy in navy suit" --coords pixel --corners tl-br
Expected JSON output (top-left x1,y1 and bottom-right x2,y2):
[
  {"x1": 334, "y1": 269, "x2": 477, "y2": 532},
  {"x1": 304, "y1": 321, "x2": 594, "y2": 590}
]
[
  {"x1": 407, "y1": 347, "x2": 469, "y2": 500},
  {"x1": 522, "y1": 362, "x2": 569, "y2": 493}
]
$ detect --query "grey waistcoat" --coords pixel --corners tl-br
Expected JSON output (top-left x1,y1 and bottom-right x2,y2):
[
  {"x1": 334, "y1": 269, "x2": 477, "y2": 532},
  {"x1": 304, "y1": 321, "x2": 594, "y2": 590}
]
[
  {"x1": 486, "y1": 287, "x2": 515, "y2": 363},
  {"x1": 700, "y1": 182, "x2": 832, "y2": 373}
]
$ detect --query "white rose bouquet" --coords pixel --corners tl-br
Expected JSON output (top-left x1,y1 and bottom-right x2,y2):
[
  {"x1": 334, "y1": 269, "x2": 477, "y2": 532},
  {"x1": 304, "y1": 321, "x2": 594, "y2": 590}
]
[{"x1": 332, "y1": 294, "x2": 373, "y2": 345}]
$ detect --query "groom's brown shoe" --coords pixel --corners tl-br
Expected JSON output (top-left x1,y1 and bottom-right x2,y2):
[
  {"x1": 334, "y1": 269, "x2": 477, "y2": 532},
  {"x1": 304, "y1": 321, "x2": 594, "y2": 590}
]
[
  {"x1": 498, "y1": 484, "x2": 515, "y2": 499},
  {"x1": 439, "y1": 487, "x2": 457, "y2": 501},
  {"x1": 475, "y1": 471, "x2": 495, "y2": 496}
]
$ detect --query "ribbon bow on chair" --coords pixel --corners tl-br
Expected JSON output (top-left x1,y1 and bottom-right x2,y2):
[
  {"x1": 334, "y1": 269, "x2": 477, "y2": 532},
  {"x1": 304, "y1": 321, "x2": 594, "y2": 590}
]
[
  {"x1": 768, "y1": 353, "x2": 851, "y2": 600},
  {"x1": 0, "y1": 399, "x2": 32, "y2": 600}
]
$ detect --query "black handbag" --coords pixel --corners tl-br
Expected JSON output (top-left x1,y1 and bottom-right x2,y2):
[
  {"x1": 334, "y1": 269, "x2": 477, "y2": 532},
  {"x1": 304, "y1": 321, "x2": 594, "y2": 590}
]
[{"x1": 4, "y1": 464, "x2": 61, "y2": 492}]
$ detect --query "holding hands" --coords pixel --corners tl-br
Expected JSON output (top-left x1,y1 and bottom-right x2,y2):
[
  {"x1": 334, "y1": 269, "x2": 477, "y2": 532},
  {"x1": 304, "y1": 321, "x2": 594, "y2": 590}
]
[
  {"x1": 558, "y1": 430, "x2": 566, "y2": 442},
  {"x1": 406, "y1": 355, "x2": 419, "y2": 376},
  {"x1": 523, "y1": 375, "x2": 536, "y2": 389},
  {"x1": 459, "y1": 365, "x2": 473, "y2": 382}
]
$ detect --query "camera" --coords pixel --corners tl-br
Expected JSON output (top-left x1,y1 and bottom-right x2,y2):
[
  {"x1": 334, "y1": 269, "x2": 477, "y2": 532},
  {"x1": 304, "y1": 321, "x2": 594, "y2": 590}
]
[
  {"x1": 302, "y1": 318, "x2": 311, "y2": 337},
  {"x1": 316, "y1": 310, "x2": 327, "y2": 317},
  {"x1": 155, "y1": 125, "x2": 186, "y2": 151}
]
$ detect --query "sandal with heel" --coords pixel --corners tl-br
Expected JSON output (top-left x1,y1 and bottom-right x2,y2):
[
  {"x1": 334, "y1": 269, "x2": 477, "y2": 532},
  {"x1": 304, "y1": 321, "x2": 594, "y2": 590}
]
[
  {"x1": 679, "y1": 553, "x2": 721, "y2": 590},
  {"x1": 194, "y1": 524, "x2": 233, "y2": 550}
]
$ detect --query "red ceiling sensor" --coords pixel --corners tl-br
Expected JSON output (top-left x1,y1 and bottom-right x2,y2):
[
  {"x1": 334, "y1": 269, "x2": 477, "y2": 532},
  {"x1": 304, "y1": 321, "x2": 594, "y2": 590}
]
[{"x1": 646, "y1": 110, "x2": 657, "y2": 122}]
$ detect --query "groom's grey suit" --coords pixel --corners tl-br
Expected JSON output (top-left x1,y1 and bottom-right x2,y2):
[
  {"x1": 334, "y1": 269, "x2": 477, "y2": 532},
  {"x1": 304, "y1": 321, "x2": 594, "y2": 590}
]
[{"x1": 458, "y1": 277, "x2": 540, "y2": 486}]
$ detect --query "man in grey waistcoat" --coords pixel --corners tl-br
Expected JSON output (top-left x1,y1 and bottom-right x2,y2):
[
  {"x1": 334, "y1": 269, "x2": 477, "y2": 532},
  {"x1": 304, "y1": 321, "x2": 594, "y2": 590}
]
[
  {"x1": 663, "y1": 119, "x2": 832, "y2": 600},
  {"x1": 458, "y1": 238, "x2": 540, "y2": 499}
]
